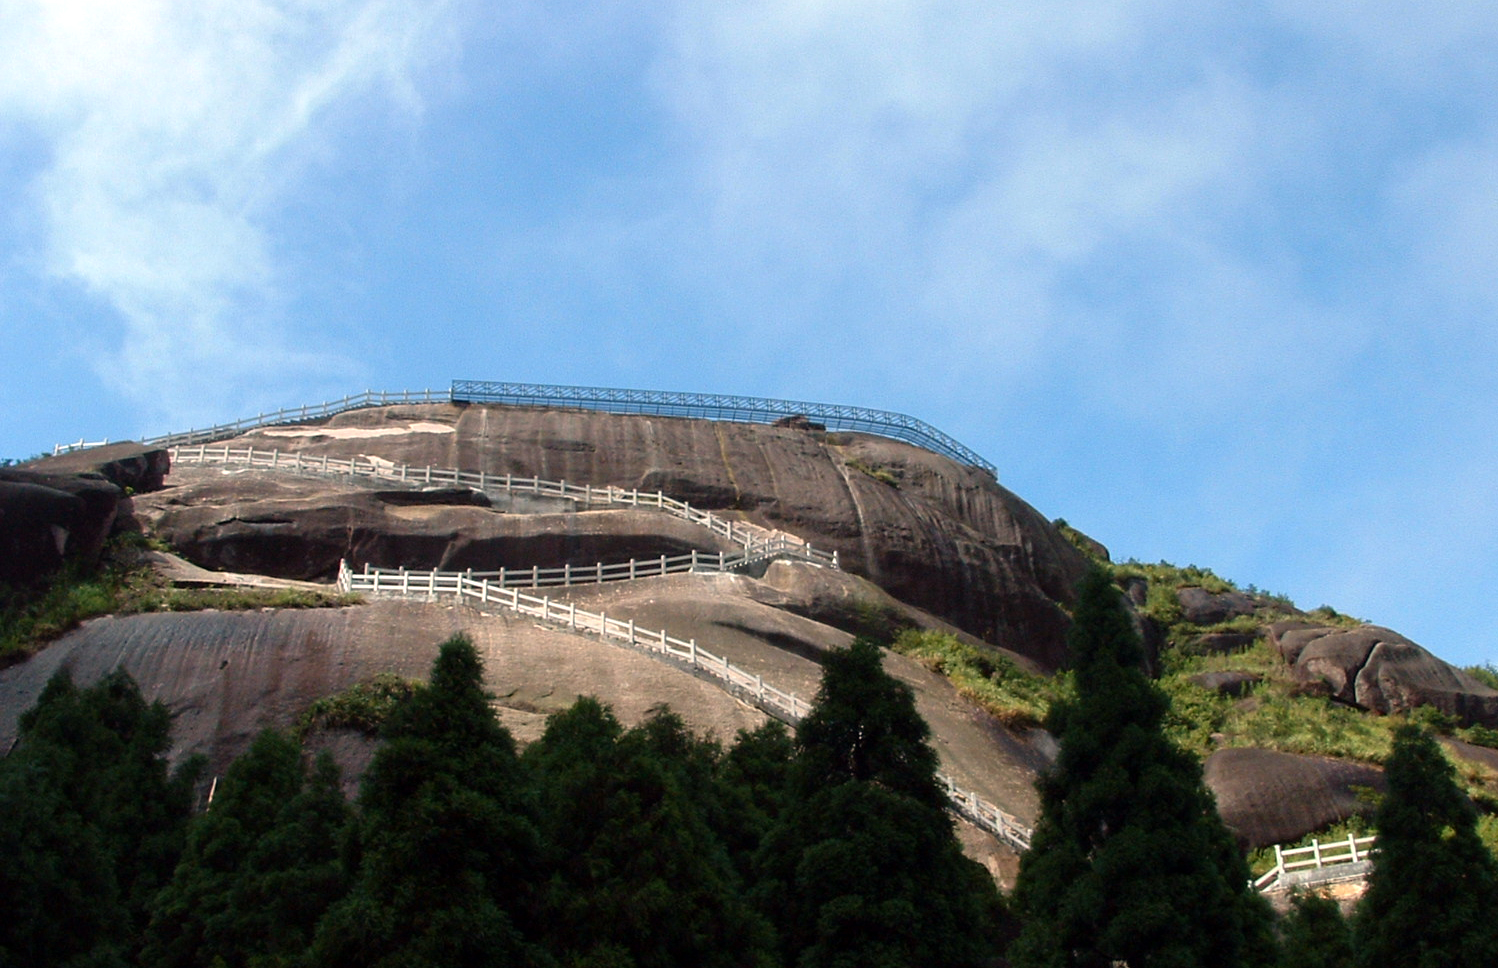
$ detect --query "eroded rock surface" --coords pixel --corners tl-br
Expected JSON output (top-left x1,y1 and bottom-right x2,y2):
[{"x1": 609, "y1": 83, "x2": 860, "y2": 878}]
[
  {"x1": 0, "y1": 444, "x2": 170, "y2": 585},
  {"x1": 33, "y1": 442, "x2": 172, "y2": 494},
  {"x1": 1268, "y1": 622, "x2": 1498, "y2": 726},
  {"x1": 0, "y1": 470, "x2": 123, "y2": 583},
  {"x1": 133, "y1": 466, "x2": 738, "y2": 581},
  {"x1": 173, "y1": 404, "x2": 1091, "y2": 667},
  {"x1": 0, "y1": 569, "x2": 1047, "y2": 828},
  {"x1": 1205, "y1": 747, "x2": 1384, "y2": 849},
  {"x1": 1176, "y1": 586, "x2": 1259, "y2": 625}
]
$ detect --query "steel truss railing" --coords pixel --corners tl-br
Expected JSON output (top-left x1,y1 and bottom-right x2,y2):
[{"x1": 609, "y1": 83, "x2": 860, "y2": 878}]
[
  {"x1": 141, "y1": 389, "x2": 449, "y2": 449},
  {"x1": 57, "y1": 382, "x2": 997, "y2": 479},
  {"x1": 450, "y1": 380, "x2": 997, "y2": 478}
]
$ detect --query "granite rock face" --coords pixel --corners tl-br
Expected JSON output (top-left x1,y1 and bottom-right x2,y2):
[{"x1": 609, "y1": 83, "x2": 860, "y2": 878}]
[
  {"x1": 1205, "y1": 747, "x2": 1384, "y2": 849},
  {"x1": 134, "y1": 469, "x2": 736, "y2": 581},
  {"x1": 36, "y1": 442, "x2": 172, "y2": 494},
  {"x1": 164, "y1": 404, "x2": 1092, "y2": 667},
  {"x1": 1176, "y1": 586, "x2": 1259, "y2": 625},
  {"x1": 0, "y1": 470, "x2": 123, "y2": 583},
  {"x1": 1268, "y1": 621, "x2": 1498, "y2": 726},
  {"x1": 0, "y1": 444, "x2": 172, "y2": 585}
]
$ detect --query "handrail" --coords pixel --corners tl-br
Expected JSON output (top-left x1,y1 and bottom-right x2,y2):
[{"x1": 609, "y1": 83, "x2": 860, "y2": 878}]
[
  {"x1": 351, "y1": 541, "x2": 816, "y2": 590},
  {"x1": 58, "y1": 382, "x2": 997, "y2": 479},
  {"x1": 168, "y1": 445, "x2": 839, "y2": 568},
  {"x1": 142, "y1": 389, "x2": 449, "y2": 448},
  {"x1": 338, "y1": 560, "x2": 1033, "y2": 852},
  {"x1": 450, "y1": 380, "x2": 997, "y2": 478},
  {"x1": 54, "y1": 437, "x2": 112, "y2": 455},
  {"x1": 1252, "y1": 833, "x2": 1377, "y2": 891}
]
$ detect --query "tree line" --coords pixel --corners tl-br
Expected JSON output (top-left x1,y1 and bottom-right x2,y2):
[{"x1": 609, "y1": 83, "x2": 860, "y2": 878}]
[
  {"x1": 1, "y1": 634, "x2": 1002, "y2": 968},
  {"x1": 3, "y1": 569, "x2": 1496, "y2": 967}
]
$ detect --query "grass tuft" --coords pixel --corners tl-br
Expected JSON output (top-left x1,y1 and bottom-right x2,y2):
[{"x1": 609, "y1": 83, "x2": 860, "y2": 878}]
[
  {"x1": 889, "y1": 628, "x2": 1067, "y2": 728},
  {"x1": 295, "y1": 673, "x2": 422, "y2": 739}
]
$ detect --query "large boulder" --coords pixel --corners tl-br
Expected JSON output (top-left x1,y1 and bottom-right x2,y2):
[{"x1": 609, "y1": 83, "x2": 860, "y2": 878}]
[
  {"x1": 29, "y1": 442, "x2": 172, "y2": 494},
  {"x1": 1268, "y1": 622, "x2": 1498, "y2": 726},
  {"x1": 0, "y1": 469, "x2": 123, "y2": 584},
  {"x1": 1176, "y1": 586, "x2": 1259, "y2": 625},
  {"x1": 1204, "y1": 747, "x2": 1384, "y2": 849},
  {"x1": 177, "y1": 404, "x2": 1091, "y2": 667}
]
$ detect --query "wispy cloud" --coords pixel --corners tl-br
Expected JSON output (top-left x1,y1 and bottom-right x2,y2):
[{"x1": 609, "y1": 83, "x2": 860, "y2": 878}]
[{"x1": 0, "y1": 0, "x2": 456, "y2": 426}]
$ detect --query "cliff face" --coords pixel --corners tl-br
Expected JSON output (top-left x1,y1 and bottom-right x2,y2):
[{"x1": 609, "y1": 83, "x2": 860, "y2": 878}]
[{"x1": 172, "y1": 403, "x2": 1091, "y2": 668}]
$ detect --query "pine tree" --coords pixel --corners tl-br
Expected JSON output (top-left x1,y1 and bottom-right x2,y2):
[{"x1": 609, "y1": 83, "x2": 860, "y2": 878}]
[
  {"x1": 142, "y1": 730, "x2": 351, "y2": 968},
  {"x1": 310, "y1": 634, "x2": 547, "y2": 968},
  {"x1": 792, "y1": 636, "x2": 945, "y2": 812},
  {"x1": 1010, "y1": 569, "x2": 1275, "y2": 968},
  {"x1": 0, "y1": 668, "x2": 199, "y2": 968},
  {"x1": 525, "y1": 699, "x2": 775, "y2": 968},
  {"x1": 715, "y1": 720, "x2": 796, "y2": 882},
  {"x1": 754, "y1": 637, "x2": 1004, "y2": 968},
  {"x1": 1352, "y1": 724, "x2": 1498, "y2": 968},
  {"x1": 1280, "y1": 891, "x2": 1353, "y2": 968}
]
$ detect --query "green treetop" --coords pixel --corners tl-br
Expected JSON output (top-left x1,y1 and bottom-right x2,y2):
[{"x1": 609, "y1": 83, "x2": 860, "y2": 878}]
[
  {"x1": 1010, "y1": 569, "x2": 1274, "y2": 968},
  {"x1": 1353, "y1": 724, "x2": 1498, "y2": 968}
]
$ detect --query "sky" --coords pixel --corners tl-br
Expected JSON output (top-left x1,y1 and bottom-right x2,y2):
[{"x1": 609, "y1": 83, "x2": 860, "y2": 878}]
[{"x1": 1, "y1": 1, "x2": 1495, "y2": 668}]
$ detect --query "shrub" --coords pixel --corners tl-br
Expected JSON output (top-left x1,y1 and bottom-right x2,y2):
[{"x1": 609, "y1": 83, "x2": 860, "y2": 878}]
[
  {"x1": 889, "y1": 628, "x2": 1065, "y2": 729},
  {"x1": 295, "y1": 673, "x2": 422, "y2": 738}
]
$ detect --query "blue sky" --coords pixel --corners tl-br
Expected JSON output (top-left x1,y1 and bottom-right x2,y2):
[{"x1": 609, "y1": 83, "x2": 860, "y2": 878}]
[{"x1": 2, "y1": 1, "x2": 1495, "y2": 668}]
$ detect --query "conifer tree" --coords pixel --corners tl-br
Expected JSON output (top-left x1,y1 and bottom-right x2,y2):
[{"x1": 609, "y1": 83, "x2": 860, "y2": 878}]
[
  {"x1": 1280, "y1": 891, "x2": 1353, "y2": 968},
  {"x1": 755, "y1": 637, "x2": 1004, "y2": 968},
  {"x1": 142, "y1": 730, "x2": 350, "y2": 968},
  {"x1": 1352, "y1": 724, "x2": 1498, "y2": 968},
  {"x1": 310, "y1": 634, "x2": 547, "y2": 968},
  {"x1": 1010, "y1": 569, "x2": 1274, "y2": 968},
  {"x1": 0, "y1": 668, "x2": 199, "y2": 968},
  {"x1": 716, "y1": 720, "x2": 796, "y2": 881},
  {"x1": 525, "y1": 699, "x2": 774, "y2": 968}
]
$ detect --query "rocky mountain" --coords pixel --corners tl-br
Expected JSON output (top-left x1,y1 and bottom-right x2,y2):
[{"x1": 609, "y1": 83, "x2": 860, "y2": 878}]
[{"x1": 4, "y1": 396, "x2": 1497, "y2": 880}]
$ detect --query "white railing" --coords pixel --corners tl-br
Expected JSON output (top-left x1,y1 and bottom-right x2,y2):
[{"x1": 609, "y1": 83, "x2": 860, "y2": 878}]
[
  {"x1": 351, "y1": 542, "x2": 816, "y2": 590},
  {"x1": 144, "y1": 389, "x2": 448, "y2": 449},
  {"x1": 53, "y1": 438, "x2": 112, "y2": 455},
  {"x1": 1253, "y1": 833, "x2": 1377, "y2": 891},
  {"x1": 338, "y1": 560, "x2": 1033, "y2": 851},
  {"x1": 169, "y1": 445, "x2": 839, "y2": 568}
]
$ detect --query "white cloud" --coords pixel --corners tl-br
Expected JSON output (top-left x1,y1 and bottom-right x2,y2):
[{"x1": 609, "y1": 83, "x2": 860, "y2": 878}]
[{"x1": 0, "y1": 0, "x2": 457, "y2": 424}]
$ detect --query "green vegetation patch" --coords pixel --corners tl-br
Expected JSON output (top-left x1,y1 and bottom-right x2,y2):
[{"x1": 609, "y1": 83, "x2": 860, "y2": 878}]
[
  {"x1": 845, "y1": 457, "x2": 900, "y2": 487},
  {"x1": 1467, "y1": 664, "x2": 1498, "y2": 691},
  {"x1": 889, "y1": 628, "x2": 1068, "y2": 728},
  {"x1": 295, "y1": 673, "x2": 422, "y2": 738}
]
